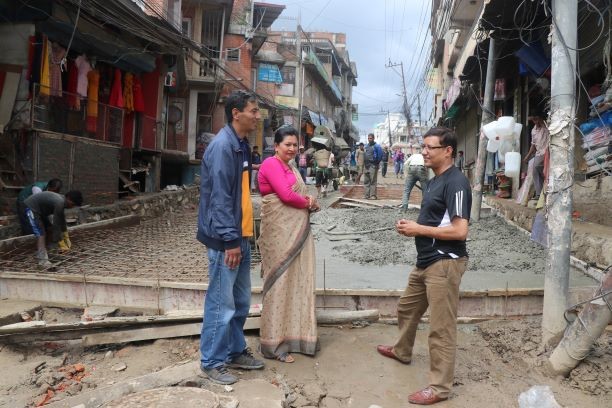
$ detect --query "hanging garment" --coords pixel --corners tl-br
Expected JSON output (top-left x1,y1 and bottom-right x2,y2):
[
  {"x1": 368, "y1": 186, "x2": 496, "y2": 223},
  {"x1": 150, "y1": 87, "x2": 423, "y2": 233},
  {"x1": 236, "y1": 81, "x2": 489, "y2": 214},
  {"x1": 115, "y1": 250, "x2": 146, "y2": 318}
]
[
  {"x1": 74, "y1": 54, "x2": 91, "y2": 98},
  {"x1": 132, "y1": 76, "x2": 145, "y2": 113},
  {"x1": 86, "y1": 69, "x2": 100, "y2": 133},
  {"x1": 66, "y1": 60, "x2": 79, "y2": 110},
  {"x1": 39, "y1": 37, "x2": 50, "y2": 96},
  {"x1": 49, "y1": 42, "x2": 66, "y2": 97},
  {"x1": 108, "y1": 68, "x2": 124, "y2": 108},
  {"x1": 123, "y1": 72, "x2": 134, "y2": 113}
]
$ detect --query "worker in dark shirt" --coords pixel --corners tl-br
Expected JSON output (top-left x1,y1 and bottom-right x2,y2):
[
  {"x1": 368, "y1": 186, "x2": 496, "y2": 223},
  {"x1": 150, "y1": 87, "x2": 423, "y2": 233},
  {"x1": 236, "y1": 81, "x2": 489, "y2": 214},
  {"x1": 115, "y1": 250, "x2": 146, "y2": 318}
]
[
  {"x1": 24, "y1": 190, "x2": 83, "y2": 268},
  {"x1": 16, "y1": 178, "x2": 63, "y2": 235},
  {"x1": 376, "y1": 127, "x2": 471, "y2": 405}
]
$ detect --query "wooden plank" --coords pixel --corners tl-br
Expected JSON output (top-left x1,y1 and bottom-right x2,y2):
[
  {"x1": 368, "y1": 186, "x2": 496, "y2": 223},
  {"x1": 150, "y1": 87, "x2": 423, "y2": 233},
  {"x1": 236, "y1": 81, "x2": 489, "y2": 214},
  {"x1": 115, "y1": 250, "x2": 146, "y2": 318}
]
[
  {"x1": 82, "y1": 317, "x2": 261, "y2": 346},
  {"x1": 316, "y1": 309, "x2": 379, "y2": 324}
]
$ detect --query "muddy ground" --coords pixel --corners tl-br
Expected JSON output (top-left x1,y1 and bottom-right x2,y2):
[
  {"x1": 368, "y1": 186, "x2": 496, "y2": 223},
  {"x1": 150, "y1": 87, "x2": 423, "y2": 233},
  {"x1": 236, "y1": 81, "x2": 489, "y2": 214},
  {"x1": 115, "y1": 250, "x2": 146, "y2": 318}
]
[
  {"x1": 1, "y1": 187, "x2": 608, "y2": 407},
  {"x1": 0, "y1": 307, "x2": 610, "y2": 408}
]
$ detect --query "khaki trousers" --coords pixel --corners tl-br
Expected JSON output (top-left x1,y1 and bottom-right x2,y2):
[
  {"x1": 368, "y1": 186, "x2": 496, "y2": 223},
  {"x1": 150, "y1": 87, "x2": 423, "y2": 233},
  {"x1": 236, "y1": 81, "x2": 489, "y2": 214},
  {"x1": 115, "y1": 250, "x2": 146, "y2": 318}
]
[{"x1": 393, "y1": 257, "x2": 468, "y2": 398}]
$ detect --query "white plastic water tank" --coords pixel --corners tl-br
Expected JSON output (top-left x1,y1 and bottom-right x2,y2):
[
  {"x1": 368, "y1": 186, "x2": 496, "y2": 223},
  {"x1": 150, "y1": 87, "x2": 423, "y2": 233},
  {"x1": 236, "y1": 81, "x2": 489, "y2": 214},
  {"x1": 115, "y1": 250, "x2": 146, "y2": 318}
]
[
  {"x1": 505, "y1": 152, "x2": 521, "y2": 177},
  {"x1": 482, "y1": 121, "x2": 498, "y2": 139},
  {"x1": 486, "y1": 138, "x2": 500, "y2": 152},
  {"x1": 497, "y1": 116, "x2": 516, "y2": 138}
]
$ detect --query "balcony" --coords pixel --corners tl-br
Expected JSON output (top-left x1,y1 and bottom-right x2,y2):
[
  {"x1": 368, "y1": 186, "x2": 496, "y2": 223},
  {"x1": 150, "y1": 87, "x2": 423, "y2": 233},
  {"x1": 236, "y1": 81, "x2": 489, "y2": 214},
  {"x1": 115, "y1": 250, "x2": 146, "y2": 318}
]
[
  {"x1": 30, "y1": 84, "x2": 158, "y2": 151},
  {"x1": 31, "y1": 83, "x2": 123, "y2": 145}
]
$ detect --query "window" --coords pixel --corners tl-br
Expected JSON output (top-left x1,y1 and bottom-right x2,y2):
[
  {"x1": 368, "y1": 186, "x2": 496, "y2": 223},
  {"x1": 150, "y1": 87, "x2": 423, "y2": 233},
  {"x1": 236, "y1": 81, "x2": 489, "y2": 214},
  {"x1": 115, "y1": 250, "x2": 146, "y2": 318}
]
[
  {"x1": 280, "y1": 66, "x2": 296, "y2": 85},
  {"x1": 182, "y1": 18, "x2": 192, "y2": 39},
  {"x1": 226, "y1": 48, "x2": 240, "y2": 62}
]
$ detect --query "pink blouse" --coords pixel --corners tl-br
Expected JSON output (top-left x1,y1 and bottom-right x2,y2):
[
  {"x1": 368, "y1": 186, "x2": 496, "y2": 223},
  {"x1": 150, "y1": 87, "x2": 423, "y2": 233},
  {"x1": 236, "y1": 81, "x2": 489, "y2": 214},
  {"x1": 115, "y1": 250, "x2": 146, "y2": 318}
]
[{"x1": 258, "y1": 157, "x2": 309, "y2": 209}]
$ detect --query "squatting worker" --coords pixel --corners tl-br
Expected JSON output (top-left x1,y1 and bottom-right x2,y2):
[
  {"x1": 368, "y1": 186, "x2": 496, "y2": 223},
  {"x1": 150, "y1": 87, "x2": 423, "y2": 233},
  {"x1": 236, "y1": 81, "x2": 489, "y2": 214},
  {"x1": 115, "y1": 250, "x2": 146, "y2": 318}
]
[
  {"x1": 24, "y1": 190, "x2": 83, "y2": 268},
  {"x1": 197, "y1": 90, "x2": 264, "y2": 385},
  {"x1": 16, "y1": 178, "x2": 63, "y2": 235},
  {"x1": 376, "y1": 126, "x2": 471, "y2": 405}
]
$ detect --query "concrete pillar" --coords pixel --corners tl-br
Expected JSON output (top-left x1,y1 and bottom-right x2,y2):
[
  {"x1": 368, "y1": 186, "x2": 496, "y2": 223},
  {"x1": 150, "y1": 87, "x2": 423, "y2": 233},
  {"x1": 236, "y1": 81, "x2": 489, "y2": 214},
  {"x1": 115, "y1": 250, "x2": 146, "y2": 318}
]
[
  {"x1": 187, "y1": 90, "x2": 198, "y2": 160},
  {"x1": 542, "y1": 0, "x2": 577, "y2": 346}
]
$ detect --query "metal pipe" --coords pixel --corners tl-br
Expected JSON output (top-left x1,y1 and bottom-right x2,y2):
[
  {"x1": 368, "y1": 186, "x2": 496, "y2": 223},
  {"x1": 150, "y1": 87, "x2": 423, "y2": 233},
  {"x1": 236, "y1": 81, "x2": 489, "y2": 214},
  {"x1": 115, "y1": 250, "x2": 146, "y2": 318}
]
[{"x1": 471, "y1": 37, "x2": 496, "y2": 221}]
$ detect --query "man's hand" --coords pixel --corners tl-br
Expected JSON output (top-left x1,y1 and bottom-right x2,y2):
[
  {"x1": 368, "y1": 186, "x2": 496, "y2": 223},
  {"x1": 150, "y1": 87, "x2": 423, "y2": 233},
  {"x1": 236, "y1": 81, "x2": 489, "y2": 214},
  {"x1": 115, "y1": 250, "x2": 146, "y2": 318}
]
[
  {"x1": 396, "y1": 219, "x2": 421, "y2": 237},
  {"x1": 58, "y1": 231, "x2": 72, "y2": 252},
  {"x1": 225, "y1": 247, "x2": 242, "y2": 269}
]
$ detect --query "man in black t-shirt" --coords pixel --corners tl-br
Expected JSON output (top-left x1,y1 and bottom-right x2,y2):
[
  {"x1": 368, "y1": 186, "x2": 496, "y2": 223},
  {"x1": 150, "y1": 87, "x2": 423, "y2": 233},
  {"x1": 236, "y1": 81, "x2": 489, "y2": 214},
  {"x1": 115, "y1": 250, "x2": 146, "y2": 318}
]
[{"x1": 376, "y1": 127, "x2": 471, "y2": 405}]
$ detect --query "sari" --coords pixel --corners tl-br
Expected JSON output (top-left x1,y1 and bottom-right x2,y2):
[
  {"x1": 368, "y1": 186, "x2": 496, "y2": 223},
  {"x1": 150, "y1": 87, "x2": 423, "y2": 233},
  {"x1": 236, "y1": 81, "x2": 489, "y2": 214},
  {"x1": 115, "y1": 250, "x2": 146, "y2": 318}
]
[{"x1": 258, "y1": 164, "x2": 318, "y2": 358}]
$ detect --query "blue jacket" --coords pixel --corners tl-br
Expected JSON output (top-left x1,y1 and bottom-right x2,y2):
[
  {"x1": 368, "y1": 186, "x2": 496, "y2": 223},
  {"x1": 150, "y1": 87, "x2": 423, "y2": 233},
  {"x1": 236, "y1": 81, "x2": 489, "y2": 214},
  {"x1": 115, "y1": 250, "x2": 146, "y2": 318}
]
[
  {"x1": 197, "y1": 125, "x2": 250, "y2": 251},
  {"x1": 365, "y1": 142, "x2": 383, "y2": 165}
]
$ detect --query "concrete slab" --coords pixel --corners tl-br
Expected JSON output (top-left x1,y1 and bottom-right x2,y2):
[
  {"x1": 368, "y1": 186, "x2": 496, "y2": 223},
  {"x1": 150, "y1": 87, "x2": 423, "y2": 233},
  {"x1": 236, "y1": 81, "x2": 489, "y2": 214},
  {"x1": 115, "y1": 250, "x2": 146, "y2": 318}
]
[
  {"x1": 104, "y1": 387, "x2": 220, "y2": 408},
  {"x1": 230, "y1": 379, "x2": 284, "y2": 408},
  {"x1": 0, "y1": 299, "x2": 42, "y2": 326}
]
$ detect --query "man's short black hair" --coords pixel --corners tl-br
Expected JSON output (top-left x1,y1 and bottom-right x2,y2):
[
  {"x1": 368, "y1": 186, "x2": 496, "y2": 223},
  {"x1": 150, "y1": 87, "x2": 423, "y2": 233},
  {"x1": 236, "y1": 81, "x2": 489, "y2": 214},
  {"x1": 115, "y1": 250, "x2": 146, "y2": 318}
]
[
  {"x1": 46, "y1": 178, "x2": 63, "y2": 192},
  {"x1": 423, "y1": 126, "x2": 458, "y2": 158},
  {"x1": 359, "y1": 142, "x2": 364, "y2": 146},
  {"x1": 65, "y1": 190, "x2": 83, "y2": 207},
  {"x1": 225, "y1": 90, "x2": 257, "y2": 124}
]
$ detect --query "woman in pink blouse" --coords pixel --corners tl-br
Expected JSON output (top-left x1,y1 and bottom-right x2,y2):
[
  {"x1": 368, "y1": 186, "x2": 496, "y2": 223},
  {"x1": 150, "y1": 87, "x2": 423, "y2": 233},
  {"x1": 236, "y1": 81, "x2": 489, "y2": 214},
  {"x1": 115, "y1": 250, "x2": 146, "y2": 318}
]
[{"x1": 257, "y1": 126, "x2": 320, "y2": 363}]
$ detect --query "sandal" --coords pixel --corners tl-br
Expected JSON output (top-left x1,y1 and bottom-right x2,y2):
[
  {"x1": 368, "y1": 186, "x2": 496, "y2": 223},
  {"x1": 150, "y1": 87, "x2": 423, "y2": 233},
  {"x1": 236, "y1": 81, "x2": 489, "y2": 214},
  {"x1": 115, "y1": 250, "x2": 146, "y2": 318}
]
[{"x1": 277, "y1": 353, "x2": 294, "y2": 363}]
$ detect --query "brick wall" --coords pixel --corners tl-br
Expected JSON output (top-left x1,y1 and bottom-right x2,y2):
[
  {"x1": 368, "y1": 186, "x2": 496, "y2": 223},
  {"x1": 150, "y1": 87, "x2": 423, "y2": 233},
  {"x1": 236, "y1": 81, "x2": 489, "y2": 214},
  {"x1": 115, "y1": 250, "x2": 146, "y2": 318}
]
[
  {"x1": 37, "y1": 133, "x2": 119, "y2": 206},
  {"x1": 72, "y1": 142, "x2": 119, "y2": 205},
  {"x1": 37, "y1": 138, "x2": 72, "y2": 184},
  {"x1": 223, "y1": 34, "x2": 253, "y2": 89}
]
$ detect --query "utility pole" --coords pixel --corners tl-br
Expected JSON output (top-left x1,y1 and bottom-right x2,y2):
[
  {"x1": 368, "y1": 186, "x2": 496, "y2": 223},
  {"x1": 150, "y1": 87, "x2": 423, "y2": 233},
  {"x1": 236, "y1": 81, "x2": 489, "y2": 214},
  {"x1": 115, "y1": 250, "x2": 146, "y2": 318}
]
[
  {"x1": 417, "y1": 93, "x2": 422, "y2": 142},
  {"x1": 387, "y1": 110, "x2": 392, "y2": 147},
  {"x1": 542, "y1": 0, "x2": 577, "y2": 347},
  {"x1": 296, "y1": 11, "x2": 304, "y2": 146},
  {"x1": 386, "y1": 60, "x2": 411, "y2": 125},
  {"x1": 471, "y1": 38, "x2": 497, "y2": 221}
]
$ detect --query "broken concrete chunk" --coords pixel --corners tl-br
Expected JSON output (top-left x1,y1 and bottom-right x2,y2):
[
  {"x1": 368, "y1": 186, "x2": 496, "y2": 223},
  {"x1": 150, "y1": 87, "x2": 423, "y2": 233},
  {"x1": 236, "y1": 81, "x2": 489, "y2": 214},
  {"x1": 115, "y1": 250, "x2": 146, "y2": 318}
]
[
  {"x1": 81, "y1": 306, "x2": 119, "y2": 322},
  {"x1": 111, "y1": 362, "x2": 127, "y2": 372}
]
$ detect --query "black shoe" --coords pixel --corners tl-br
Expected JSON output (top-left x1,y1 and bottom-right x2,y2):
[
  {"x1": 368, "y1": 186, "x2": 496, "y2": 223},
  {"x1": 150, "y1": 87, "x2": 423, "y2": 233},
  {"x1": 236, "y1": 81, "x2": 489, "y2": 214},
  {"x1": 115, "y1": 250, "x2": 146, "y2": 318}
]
[
  {"x1": 201, "y1": 365, "x2": 238, "y2": 385},
  {"x1": 227, "y1": 348, "x2": 264, "y2": 370}
]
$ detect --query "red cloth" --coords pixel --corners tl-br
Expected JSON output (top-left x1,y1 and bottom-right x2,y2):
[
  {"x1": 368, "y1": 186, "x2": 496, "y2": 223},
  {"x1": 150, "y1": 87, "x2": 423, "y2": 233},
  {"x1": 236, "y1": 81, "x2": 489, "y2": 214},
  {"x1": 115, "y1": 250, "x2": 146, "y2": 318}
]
[
  {"x1": 108, "y1": 68, "x2": 124, "y2": 108},
  {"x1": 132, "y1": 76, "x2": 145, "y2": 112},
  {"x1": 66, "y1": 60, "x2": 79, "y2": 110}
]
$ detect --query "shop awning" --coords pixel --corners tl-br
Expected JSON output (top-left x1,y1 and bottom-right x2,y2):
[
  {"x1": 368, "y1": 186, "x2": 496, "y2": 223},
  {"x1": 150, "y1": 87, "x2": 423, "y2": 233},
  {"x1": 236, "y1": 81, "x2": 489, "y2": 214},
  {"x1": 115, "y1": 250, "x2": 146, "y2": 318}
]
[{"x1": 37, "y1": 20, "x2": 156, "y2": 73}]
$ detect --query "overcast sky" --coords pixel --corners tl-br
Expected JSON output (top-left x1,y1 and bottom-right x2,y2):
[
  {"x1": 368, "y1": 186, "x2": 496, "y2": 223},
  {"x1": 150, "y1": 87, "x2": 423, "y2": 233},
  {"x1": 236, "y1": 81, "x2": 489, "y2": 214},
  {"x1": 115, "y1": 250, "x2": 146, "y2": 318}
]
[{"x1": 270, "y1": 0, "x2": 433, "y2": 136}]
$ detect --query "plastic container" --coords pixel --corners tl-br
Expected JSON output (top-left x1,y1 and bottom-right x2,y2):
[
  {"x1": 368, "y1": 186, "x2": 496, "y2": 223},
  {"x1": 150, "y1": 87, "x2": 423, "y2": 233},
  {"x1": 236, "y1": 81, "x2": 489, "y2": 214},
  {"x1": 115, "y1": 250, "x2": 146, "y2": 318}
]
[
  {"x1": 497, "y1": 116, "x2": 516, "y2": 138},
  {"x1": 513, "y1": 123, "x2": 523, "y2": 140},
  {"x1": 486, "y1": 138, "x2": 500, "y2": 153},
  {"x1": 505, "y1": 152, "x2": 521, "y2": 177},
  {"x1": 497, "y1": 140, "x2": 514, "y2": 164},
  {"x1": 482, "y1": 121, "x2": 498, "y2": 139}
]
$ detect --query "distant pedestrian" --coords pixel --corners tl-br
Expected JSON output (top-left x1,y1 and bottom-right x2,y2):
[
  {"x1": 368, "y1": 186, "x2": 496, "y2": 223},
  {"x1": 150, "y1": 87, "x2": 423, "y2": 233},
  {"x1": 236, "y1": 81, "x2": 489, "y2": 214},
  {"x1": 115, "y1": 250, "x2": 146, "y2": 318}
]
[
  {"x1": 399, "y1": 149, "x2": 428, "y2": 212},
  {"x1": 24, "y1": 190, "x2": 83, "y2": 268},
  {"x1": 523, "y1": 115, "x2": 549, "y2": 199},
  {"x1": 381, "y1": 146, "x2": 390, "y2": 177},
  {"x1": 377, "y1": 126, "x2": 471, "y2": 405},
  {"x1": 250, "y1": 145, "x2": 262, "y2": 193},
  {"x1": 455, "y1": 150, "x2": 464, "y2": 171},
  {"x1": 197, "y1": 90, "x2": 264, "y2": 385},
  {"x1": 393, "y1": 149, "x2": 405, "y2": 178},
  {"x1": 355, "y1": 143, "x2": 365, "y2": 184},
  {"x1": 296, "y1": 145, "x2": 309, "y2": 182},
  {"x1": 17, "y1": 178, "x2": 63, "y2": 235},
  {"x1": 363, "y1": 133, "x2": 382, "y2": 199}
]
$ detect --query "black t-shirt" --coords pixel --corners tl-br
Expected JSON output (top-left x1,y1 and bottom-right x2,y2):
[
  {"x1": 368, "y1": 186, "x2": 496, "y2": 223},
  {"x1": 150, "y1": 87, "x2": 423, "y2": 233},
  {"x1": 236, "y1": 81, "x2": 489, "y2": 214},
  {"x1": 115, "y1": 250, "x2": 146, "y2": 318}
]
[{"x1": 415, "y1": 166, "x2": 471, "y2": 268}]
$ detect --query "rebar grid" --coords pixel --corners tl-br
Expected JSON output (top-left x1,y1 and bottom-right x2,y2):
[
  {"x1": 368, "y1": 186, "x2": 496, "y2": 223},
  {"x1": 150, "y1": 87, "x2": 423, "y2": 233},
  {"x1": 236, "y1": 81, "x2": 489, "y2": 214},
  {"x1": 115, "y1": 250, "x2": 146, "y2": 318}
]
[{"x1": 1, "y1": 210, "x2": 260, "y2": 282}]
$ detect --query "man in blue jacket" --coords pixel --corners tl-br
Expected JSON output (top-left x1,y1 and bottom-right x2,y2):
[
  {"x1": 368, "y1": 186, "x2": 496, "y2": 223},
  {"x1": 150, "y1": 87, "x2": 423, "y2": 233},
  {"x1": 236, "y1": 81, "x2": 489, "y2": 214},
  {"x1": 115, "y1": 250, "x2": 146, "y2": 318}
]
[
  {"x1": 197, "y1": 90, "x2": 263, "y2": 385},
  {"x1": 363, "y1": 133, "x2": 383, "y2": 199}
]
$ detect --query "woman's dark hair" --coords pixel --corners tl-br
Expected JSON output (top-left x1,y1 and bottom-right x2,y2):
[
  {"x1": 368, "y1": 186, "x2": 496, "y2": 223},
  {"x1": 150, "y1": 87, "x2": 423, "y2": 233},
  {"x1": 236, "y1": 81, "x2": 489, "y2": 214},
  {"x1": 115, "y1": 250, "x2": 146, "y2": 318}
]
[
  {"x1": 423, "y1": 126, "x2": 458, "y2": 158},
  {"x1": 274, "y1": 125, "x2": 298, "y2": 144}
]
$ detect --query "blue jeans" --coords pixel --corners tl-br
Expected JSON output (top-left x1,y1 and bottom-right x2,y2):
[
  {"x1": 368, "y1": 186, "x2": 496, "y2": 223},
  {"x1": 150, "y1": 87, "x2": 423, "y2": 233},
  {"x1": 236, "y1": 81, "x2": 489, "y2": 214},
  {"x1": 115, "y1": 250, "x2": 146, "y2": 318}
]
[
  {"x1": 401, "y1": 166, "x2": 429, "y2": 207},
  {"x1": 299, "y1": 166, "x2": 307, "y2": 182},
  {"x1": 200, "y1": 238, "x2": 252, "y2": 369}
]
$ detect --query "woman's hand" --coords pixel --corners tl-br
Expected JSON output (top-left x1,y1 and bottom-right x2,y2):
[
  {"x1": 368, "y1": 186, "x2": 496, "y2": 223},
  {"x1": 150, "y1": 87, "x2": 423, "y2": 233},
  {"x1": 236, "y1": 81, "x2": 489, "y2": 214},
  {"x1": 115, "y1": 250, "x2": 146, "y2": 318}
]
[{"x1": 306, "y1": 196, "x2": 320, "y2": 212}]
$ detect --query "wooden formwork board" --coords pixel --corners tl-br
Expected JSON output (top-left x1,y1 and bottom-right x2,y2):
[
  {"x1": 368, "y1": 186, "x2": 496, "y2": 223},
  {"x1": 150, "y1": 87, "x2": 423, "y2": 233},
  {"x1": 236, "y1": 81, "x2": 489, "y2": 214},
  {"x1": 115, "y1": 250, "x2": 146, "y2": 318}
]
[{"x1": 0, "y1": 272, "x2": 598, "y2": 318}]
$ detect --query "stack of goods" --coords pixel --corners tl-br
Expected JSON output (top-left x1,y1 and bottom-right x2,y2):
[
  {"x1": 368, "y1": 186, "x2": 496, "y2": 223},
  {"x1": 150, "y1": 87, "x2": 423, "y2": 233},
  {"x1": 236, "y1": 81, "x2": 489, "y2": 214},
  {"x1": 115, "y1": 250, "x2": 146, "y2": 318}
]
[{"x1": 580, "y1": 87, "x2": 612, "y2": 177}]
